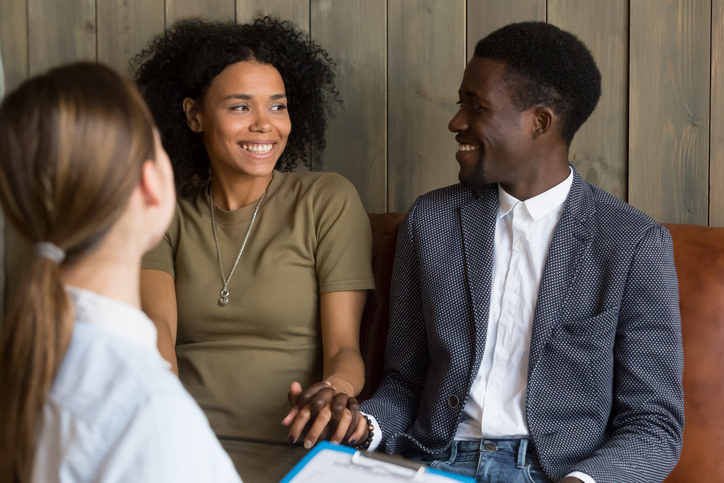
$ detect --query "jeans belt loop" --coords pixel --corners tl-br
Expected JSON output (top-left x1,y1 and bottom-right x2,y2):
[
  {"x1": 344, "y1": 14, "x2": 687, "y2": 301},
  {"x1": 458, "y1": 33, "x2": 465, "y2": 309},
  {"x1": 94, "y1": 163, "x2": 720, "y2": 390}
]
[
  {"x1": 447, "y1": 440, "x2": 459, "y2": 465},
  {"x1": 516, "y1": 439, "x2": 528, "y2": 469}
]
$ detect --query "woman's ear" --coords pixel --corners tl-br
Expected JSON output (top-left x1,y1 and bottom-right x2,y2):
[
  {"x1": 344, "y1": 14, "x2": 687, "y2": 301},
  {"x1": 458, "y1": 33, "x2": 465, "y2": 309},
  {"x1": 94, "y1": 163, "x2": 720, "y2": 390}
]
[
  {"x1": 138, "y1": 160, "x2": 164, "y2": 207},
  {"x1": 183, "y1": 98, "x2": 203, "y2": 133}
]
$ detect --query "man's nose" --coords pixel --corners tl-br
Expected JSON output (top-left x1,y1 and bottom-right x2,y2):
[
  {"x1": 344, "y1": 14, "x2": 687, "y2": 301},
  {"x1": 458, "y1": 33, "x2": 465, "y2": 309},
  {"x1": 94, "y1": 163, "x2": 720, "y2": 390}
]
[{"x1": 448, "y1": 107, "x2": 468, "y2": 133}]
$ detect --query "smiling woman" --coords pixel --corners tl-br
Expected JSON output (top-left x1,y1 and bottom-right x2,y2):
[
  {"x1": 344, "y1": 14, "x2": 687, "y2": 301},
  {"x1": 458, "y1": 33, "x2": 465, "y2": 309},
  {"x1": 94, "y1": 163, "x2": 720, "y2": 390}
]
[{"x1": 131, "y1": 18, "x2": 375, "y2": 483}]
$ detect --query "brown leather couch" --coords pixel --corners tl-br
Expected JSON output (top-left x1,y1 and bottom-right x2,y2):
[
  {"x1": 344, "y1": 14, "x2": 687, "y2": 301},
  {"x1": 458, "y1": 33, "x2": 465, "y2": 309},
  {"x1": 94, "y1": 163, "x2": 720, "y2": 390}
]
[{"x1": 360, "y1": 213, "x2": 724, "y2": 482}]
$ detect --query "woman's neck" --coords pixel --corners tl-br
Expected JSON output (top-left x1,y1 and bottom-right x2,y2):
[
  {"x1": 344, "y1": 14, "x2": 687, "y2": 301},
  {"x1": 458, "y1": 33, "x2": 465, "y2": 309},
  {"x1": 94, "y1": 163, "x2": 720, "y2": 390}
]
[
  {"x1": 60, "y1": 243, "x2": 142, "y2": 310},
  {"x1": 210, "y1": 171, "x2": 273, "y2": 211}
]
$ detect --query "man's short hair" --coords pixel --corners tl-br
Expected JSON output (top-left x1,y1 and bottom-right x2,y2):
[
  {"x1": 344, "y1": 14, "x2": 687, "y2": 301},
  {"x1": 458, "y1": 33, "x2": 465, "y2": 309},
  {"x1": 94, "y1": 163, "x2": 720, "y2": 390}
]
[{"x1": 474, "y1": 22, "x2": 601, "y2": 145}]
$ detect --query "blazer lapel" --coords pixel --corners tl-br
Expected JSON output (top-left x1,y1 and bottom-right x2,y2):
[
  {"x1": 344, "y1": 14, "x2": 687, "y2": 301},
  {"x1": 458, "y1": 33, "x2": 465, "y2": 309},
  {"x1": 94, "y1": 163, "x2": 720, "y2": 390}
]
[
  {"x1": 459, "y1": 185, "x2": 498, "y2": 372},
  {"x1": 528, "y1": 168, "x2": 596, "y2": 378}
]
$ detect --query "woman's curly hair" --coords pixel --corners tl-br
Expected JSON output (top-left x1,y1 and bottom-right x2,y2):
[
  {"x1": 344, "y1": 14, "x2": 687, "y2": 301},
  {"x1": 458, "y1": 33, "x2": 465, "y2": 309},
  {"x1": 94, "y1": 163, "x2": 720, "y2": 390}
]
[{"x1": 131, "y1": 17, "x2": 340, "y2": 198}]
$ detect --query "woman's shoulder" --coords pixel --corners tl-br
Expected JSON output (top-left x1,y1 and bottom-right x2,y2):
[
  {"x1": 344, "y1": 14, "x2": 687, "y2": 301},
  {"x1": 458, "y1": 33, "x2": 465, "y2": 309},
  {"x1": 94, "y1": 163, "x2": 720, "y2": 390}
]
[{"x1": 281, "y1": 170, "x2": 359, "y2": 200}]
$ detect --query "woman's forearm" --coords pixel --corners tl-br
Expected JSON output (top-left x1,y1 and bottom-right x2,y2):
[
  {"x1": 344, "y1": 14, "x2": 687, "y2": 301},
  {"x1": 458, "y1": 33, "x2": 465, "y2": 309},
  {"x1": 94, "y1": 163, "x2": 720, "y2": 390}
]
[{"x1": 323, "y1": 347, "x2": 365, "y2": 396}]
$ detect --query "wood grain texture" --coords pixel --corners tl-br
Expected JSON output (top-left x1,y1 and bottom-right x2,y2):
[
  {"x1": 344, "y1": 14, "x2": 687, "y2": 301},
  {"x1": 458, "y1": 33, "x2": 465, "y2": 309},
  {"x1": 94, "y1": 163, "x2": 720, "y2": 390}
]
[
  {"x1": 0, "y1": 0, "x2": 28, "y2": 93},
  {"x1": 548, "y1": 0, "x2": 629, "y2": 201},
  {"x1": 467, "y1": 0, "x2": 545, "y2": 60},
  {"x1": 28, "y1": 0, "x2": 96, "y2": 75},
  {"x1": 166, "y1": 0, "x2": 235, "y2": 25},
  {"x1": 388, "y1": 0, "x2": 466, "y2": 213},
  {"x1": 236, "y1": 0, "x2": 309, "y2": 31},
  {"x1": 629, "y1": 0, "x2": 710, "y2": 225},
  {"x1": 710, "y1": 0, "x2": 724, "y2": 226},
  {"x1": 97, "y1": 0, "x2": 165, "y2": 75},
  {"x1": 310, "y1": 0, "x2": 386, "y2": 213}
]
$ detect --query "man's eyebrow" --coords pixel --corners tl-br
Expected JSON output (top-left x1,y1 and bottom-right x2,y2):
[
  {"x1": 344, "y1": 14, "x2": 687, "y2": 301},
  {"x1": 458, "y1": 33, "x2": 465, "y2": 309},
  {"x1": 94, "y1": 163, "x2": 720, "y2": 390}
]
[{"x1": 464, "y1": 91, "x2": 491, "y2": 104}]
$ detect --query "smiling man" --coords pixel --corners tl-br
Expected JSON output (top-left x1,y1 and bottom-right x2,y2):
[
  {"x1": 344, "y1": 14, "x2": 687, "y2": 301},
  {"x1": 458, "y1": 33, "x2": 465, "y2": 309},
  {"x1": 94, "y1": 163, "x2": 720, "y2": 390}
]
[{"x1": 357, "y1": 22, "x2": 684, "y2": 483}]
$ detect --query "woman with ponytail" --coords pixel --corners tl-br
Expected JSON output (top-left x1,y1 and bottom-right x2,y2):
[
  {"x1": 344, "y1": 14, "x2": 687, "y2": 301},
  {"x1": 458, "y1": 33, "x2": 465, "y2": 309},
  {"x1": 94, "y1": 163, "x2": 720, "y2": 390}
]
[{"x1": 0, "y1": 63, "x2": 242, "y2": 483}]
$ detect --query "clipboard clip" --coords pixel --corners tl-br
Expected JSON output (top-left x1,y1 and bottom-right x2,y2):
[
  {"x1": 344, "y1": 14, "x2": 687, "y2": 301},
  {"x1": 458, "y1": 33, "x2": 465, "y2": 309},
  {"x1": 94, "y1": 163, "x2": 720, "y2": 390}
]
[{"x1": 351, "y1": 450, "x2": 427, "y2": 480}]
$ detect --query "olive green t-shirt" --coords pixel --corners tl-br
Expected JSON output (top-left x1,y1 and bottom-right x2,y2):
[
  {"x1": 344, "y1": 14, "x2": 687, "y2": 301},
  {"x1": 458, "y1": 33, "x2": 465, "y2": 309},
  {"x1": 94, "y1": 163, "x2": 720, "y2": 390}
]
[{"x1": 142, "y1": 170, "x2": 375, "y2": 447}]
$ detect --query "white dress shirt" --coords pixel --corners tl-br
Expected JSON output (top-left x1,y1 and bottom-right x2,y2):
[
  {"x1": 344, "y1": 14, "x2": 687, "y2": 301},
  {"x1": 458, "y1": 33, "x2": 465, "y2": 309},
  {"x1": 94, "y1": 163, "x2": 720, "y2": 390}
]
[
  {"x1": 32, "y1": 286, "x2": 242, "y2": 483},
  {"x1": 368, "y1": 169, "x2": 594, "y2": 483}
]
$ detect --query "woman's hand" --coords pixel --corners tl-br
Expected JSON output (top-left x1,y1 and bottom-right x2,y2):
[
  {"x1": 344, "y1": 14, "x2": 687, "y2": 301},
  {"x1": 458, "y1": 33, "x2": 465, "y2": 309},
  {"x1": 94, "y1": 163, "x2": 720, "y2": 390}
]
[{"x1": 282, "y1": 381, "x2": 366, "y2": 447}]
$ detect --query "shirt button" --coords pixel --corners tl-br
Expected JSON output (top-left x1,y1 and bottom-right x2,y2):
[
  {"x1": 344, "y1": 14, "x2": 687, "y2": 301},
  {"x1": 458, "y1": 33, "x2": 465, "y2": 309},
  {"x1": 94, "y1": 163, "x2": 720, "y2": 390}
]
[
  {"x1": 514, "y1": 241, "x2": 523, "y2": 251},
  {"x1": 447, "y1": 395, "x2": 460, "y2": 408}
]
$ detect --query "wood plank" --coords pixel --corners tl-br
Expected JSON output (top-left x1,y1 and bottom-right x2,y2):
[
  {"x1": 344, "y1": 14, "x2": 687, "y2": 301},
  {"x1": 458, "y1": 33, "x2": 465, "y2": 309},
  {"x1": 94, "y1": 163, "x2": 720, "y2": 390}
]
[
  {"x1": 97, "y1": 0, "x2": 165, "y2": 76},
  {"x1": 28, "y1": 0, "x2": 96, "y2": 75},
  {"x1": 0, "y1": 0, "x2": 28, "y2": 93},
  {"x1": 629, "y1": 0, "x2": 710, "y2": 225},
  {"x1": 0, "y1": 0, "x2": 27, "y2": 323},
  {"x1": 467, "y1": 0, "x2": 545, "y2": 60},
  {"x1": 236, "y1": 0, "x2": 309, "y2": 31},
  {"x1": 711, "y1": 0, "x2": 724, "y2": 226},
  {"x1": 548, "y1": 0, "x2": 629, "y2": 201},
  {"x1": 166, "y1": 0, "x2": 235, "y2": 25},
  {"x1": 388, "y1": 0, "x2": 466, "y2": 213},
  {"x1": 310, "y1": 0, "x2": 386, "y2": 213}
]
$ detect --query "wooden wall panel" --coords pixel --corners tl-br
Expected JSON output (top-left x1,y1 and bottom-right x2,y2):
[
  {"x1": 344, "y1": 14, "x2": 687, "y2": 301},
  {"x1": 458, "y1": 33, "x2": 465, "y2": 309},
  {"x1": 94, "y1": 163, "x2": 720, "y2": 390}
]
[
  {"x1": 629, "y1": 0, "x2": 711, "y2": 225},
  {"x1": 388, "y1": 0, "x2": 466, "y2": 213},
  {"x1": 467, "y1": 0, "x2": 545, "y2": 60},
  {"x1": 0, "y1": 0, "x2": 28, "y2": 93},
  {"x1": 711, "y1": 0, "x2": 724, "y2": 226},
  {"x1": 311, "y1": 0, "x2": 386, "y2": 213},
  {"x1": 548, "y1": 0, "x2": 629, "y2": 201},
  {"x1": 97, "y1": 0, "x2": 165, "y2": 75},
  {"x1": 28, "y1": 0, "x2": 96, "y2": 75},
  {"x1": 237, "y1": 0, "x2": 310, "y2": 31},
  {"x1": 166, "y1": 0, "x2": 235, "y2": 25}
]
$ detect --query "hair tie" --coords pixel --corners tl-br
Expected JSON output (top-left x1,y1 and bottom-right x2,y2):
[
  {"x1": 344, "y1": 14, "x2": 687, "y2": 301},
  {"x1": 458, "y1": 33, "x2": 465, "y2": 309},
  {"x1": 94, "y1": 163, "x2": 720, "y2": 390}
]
[{"x1": 34, "y1": 242, "x2": 66, "y2": 263}]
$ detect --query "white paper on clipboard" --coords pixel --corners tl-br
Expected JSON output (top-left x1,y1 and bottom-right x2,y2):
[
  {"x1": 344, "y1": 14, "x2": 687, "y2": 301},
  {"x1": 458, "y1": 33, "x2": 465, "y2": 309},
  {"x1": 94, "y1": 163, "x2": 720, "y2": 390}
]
[{"x1": 280, "y1": 442, "x2": 475, "y2": 483}]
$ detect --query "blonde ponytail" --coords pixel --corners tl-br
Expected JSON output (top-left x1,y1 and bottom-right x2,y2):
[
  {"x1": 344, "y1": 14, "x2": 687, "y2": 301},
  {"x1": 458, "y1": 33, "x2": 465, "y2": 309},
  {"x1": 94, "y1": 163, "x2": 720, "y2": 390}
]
[{"x1": 0, "y1": 257, "x2": 72, "y2": 482}]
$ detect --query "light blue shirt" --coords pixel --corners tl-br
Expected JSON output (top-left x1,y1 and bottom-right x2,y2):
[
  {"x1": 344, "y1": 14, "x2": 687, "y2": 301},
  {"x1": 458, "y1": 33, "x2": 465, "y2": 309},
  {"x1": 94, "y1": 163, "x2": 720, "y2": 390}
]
[{"x1": 32, "y1": 287, "x2": 242, "y2": 483}]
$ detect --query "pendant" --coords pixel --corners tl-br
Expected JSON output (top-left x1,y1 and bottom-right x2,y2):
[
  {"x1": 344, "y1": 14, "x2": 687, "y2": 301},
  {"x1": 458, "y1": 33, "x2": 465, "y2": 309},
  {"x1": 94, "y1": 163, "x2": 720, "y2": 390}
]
[{"x1": 219, "y1": 289, "x2": 229, "y2": 307}]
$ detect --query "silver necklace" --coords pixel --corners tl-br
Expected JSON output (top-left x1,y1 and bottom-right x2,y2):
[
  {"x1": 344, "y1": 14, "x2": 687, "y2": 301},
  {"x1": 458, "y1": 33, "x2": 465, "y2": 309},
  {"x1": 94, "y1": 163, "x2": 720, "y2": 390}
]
[{"x1": 210, "y1": 187, "x2": 267, "y2": 307}]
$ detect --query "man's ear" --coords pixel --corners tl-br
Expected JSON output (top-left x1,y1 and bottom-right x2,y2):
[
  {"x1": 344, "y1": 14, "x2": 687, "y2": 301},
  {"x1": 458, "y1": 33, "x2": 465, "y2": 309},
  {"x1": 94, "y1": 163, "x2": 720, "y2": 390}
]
[
  {"x1": 138, "y1": 160, "x2": 163, "y2": 207},
  {"x1": 532, "y1": 105, "x2": 555, "y2": 139},
  {"x1": 183, "y1": 97, "x2": 203, "y2": 133}
]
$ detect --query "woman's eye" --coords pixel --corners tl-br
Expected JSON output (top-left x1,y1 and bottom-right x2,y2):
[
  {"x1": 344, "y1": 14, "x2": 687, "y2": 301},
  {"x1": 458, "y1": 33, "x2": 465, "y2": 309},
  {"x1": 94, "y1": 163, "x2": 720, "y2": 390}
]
[
  {"x1": 271, "y1": 104, "x2": 288, "y2": 111},
  {"x1": 231, "y1": 105, "x2": 249, "y2": 111}
]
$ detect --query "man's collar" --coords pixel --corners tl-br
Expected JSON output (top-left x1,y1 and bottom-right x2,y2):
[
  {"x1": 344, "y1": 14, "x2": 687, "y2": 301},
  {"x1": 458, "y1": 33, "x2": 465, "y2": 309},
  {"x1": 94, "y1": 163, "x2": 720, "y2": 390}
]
[{"x1": 497, "y1": 167, "x2": 574, "y2": 221}]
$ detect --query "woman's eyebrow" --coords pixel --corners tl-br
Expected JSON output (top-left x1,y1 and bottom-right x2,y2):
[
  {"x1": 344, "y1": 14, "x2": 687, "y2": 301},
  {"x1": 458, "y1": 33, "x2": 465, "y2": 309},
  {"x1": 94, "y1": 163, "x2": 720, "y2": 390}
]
[{"x1": 222, "y1": 93, "x2": 286, "y2": 101}]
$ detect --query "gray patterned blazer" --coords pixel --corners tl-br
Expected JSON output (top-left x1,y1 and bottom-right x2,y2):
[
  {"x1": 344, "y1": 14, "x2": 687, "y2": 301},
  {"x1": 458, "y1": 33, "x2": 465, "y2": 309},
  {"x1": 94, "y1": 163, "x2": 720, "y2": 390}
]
[{"x1": 360, "y1": 167, "x2": 684, "y2": 483}]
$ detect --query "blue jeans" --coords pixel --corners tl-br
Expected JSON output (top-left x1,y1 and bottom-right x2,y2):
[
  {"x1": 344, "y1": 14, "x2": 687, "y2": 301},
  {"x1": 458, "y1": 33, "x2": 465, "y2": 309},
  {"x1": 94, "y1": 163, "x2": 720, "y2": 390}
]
[{"x1": 411, "y1": 439, "x2": 552, "y2": 483}]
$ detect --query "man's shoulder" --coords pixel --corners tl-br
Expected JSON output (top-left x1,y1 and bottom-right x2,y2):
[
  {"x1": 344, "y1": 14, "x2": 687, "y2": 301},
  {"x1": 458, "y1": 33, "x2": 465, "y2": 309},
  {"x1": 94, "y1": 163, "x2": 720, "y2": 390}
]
[
  {"x1": 585, "y1": 182, "x2": 665, "y2": 240},
  {"x1": 409, "y1": 182, "x2": 479, "y2": 216}
]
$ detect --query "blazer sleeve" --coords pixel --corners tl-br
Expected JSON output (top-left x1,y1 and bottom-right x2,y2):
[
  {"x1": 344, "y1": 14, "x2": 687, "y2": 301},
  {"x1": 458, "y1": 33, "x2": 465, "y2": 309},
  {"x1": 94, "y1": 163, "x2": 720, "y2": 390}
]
[
  {"x1": 359, "y1": 201, "x2": 430, "y2": 448},
  {"x1": 570, "y1": 225, "x2": 685, "y2": 482}
]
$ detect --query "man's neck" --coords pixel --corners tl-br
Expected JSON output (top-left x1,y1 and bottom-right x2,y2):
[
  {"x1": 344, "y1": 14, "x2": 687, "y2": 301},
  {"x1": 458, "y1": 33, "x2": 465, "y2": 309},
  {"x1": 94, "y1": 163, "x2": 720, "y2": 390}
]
[{"x1": 499, "y1": 147, "x2": 571, "y2": 201}]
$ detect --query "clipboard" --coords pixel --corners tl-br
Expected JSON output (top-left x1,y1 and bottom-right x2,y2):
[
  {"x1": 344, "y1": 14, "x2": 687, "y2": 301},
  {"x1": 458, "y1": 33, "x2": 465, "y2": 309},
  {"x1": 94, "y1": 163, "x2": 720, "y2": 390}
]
[{"x1": 280, "y1": 442, "x2": 475, "y2": 483}]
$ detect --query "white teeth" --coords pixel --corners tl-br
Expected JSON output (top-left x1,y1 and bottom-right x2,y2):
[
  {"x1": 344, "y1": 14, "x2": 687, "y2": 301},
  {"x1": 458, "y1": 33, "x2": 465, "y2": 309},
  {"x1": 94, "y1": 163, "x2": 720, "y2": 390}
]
[
  {"x1": 458, "y1": 143, "x2": 480, "y2": 152},
  {"x1": 241, "y1": 143, "x2": 273, "y2": 154}
]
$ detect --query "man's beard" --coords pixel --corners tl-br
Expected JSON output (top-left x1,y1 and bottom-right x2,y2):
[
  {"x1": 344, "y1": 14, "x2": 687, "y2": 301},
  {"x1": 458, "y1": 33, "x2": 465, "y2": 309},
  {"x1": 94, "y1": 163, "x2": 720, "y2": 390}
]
[{"x1": 459, "y1": 156, "x2": 486, "y2": 191}]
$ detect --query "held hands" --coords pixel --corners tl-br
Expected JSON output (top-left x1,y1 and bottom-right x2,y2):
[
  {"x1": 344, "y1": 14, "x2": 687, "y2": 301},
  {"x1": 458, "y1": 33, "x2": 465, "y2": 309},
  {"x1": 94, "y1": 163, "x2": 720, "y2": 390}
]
[{"x1": 282, "y1": 381, "x2": 367, "y2": 448}]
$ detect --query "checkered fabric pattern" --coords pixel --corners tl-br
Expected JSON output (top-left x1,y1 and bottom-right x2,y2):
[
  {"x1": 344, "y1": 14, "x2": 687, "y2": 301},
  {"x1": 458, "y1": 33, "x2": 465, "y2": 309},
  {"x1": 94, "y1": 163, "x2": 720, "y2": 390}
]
[{"x1": 360, "y1": 166, "x2": 684, "y2": 483}]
